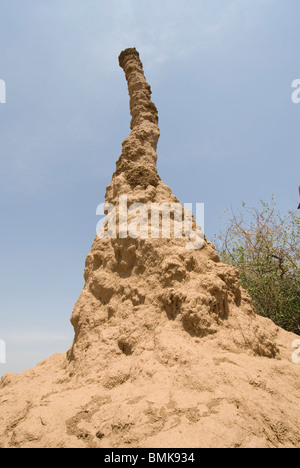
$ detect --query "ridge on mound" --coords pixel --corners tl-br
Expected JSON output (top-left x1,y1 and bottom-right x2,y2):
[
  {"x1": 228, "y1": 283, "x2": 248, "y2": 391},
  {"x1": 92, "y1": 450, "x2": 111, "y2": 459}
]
[{"x1": 0, "y1": 48, "x2": 299, "y2": 449}]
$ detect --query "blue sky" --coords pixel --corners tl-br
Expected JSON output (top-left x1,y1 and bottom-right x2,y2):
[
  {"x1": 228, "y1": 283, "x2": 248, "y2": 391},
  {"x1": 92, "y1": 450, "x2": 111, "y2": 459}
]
[{"x1": 0, "y1": 0, "x2": 300, "y2": 376}]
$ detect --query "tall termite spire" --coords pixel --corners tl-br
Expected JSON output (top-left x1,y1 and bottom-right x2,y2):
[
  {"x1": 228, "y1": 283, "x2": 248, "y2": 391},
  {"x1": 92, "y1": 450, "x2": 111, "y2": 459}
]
[
  {"x1": 1, "y1": 48, "x2": 299, "y2": 452},
  {"x1": 105, "y1": 48, "x2": 177, "y2": 206},
  {"x1": 118, "y1": 48, "x2": 159, "y2": 134}
]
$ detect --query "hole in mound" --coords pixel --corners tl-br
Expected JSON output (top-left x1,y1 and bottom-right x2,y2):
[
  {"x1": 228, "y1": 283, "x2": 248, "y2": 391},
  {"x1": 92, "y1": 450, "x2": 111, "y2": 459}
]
[
  {"x1": 93, "y1": 253, "x2": 103, "y2": 270},
  {"x1": 118, "y1": 339, "x2": 133, "y2": 356}
]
